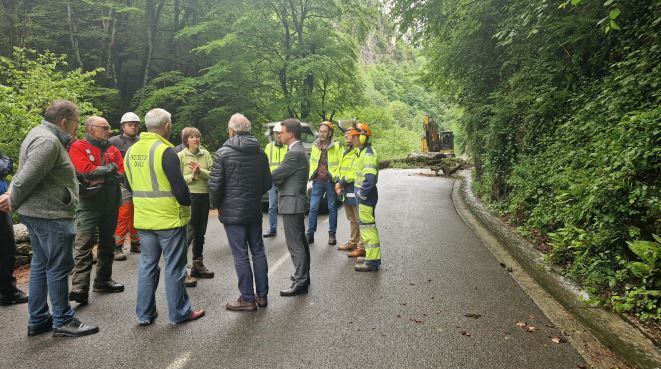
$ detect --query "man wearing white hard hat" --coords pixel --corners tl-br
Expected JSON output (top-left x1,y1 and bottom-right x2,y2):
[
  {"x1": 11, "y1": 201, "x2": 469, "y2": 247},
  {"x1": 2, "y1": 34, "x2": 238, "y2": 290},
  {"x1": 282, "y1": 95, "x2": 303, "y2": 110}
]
[
  {"x1": 108, "y1": 112, "x2": 141, "y2": 260},
  {"x1": 262, "y1": 123, "x2": 287, "y2": 238}
]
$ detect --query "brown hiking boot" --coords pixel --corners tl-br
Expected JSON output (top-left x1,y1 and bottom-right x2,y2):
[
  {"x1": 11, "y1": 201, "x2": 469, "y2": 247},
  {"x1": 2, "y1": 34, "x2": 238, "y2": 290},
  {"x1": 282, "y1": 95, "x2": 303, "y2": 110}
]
[
  {"x1": 190, "y1": 258, "x2": 214, "y2": 278},
  {"x1": 225, "y1": 297, "x2": 257, "y2": 312},
  {"x1": 338, "y1": 242, "x2": 356, "y2": 251},
  {"x1": 347, "y1": 247, "x2": 365, "y2": 258},
  {"x1": 185, "y1": 272, "x2": 197, "y2": 287}
]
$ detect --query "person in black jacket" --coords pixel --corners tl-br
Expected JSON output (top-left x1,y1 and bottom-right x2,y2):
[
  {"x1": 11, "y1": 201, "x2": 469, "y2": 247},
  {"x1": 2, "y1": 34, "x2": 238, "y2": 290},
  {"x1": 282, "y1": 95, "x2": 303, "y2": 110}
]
[
  {"x1": 0, "y1": 149, "x2": 28, "y2": 306},
  {"x1": 208, "y1": 113, "x2": 271, "y2": 312}
]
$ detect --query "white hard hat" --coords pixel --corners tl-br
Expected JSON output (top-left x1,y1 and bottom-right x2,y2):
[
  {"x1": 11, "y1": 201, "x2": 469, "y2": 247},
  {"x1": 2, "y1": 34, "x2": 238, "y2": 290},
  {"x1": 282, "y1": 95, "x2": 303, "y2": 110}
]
[
  {"x1": 120, "y1": 112, "x2": 140, "y2": 124},
  {"x1": 273, "y1": 122, "x2": 283, "y2": 132}
]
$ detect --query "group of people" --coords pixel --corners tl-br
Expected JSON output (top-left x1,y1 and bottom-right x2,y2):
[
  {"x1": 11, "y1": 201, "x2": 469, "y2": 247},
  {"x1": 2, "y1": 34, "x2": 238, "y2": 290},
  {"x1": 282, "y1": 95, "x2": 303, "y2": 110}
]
[{"x1": 0, "y1": 98, "x2": 382, "y2": 338}]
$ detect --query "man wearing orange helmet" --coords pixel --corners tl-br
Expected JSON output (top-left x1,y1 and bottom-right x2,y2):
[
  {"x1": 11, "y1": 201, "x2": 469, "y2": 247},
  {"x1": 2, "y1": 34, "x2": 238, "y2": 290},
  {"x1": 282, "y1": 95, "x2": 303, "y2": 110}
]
[
  {"x1": 352, "y1": 123, "x2": 381, "y2": 272},
  {"x1": 306, "y1": 121, "x2": 342, "y2": 246}
]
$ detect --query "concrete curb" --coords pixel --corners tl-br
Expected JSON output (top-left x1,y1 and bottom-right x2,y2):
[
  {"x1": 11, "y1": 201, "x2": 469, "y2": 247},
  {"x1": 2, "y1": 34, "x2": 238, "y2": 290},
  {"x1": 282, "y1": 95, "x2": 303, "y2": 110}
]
[{"x1": 453, "y1": 170, "x2": 661, "y2": 369}]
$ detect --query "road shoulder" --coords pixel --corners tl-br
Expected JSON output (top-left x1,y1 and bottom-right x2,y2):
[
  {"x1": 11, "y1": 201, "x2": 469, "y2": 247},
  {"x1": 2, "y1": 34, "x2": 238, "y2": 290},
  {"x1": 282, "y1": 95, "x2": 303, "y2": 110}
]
[{"x1": 452, "y1": 170, "x2": 660, "y2": 369}]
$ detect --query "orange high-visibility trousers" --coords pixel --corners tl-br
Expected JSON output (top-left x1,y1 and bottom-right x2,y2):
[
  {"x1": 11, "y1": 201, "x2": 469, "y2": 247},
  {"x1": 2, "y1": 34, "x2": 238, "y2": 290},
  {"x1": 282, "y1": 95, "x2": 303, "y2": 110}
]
[{"x1": 113, "y1": 201, "x2": 139, "y2": 246}]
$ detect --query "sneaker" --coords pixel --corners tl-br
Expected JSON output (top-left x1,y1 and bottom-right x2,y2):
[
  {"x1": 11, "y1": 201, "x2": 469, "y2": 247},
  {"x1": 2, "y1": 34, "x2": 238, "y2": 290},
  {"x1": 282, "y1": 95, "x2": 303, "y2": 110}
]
[
  {"x1": 113, "y1": 245, "x2": 127, "y2": 261},
  {"x1": 225, "y1": 297, "x2": 257, "y2": 312},
  {"x1": 263, "y1": 231, "x2": 277, "y2": 238},
  {"x1": 0, "y1": 289, "x2": 28, "y2": 306},
  {"x1": 52, "y1": 318, "x2": 99, "y2": 337},
  {"x1": 328, "y1": 233, "x2": 337, "y2": 246},
  {"x1": 354, "y1": 263, "x2": 379, "y2": 272},
  {"x1": 185, "y1": 272, "x2": 197, "y2": 287},
  {"x1": 190, "y1": 258, "x2": 214, "y2": 278}
]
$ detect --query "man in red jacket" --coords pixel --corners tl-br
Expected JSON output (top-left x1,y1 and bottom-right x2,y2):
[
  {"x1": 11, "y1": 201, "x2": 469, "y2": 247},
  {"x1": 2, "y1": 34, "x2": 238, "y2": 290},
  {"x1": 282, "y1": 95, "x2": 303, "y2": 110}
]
[{"x1": 68, "y1": 116, "x2": 125, "y2": 305}]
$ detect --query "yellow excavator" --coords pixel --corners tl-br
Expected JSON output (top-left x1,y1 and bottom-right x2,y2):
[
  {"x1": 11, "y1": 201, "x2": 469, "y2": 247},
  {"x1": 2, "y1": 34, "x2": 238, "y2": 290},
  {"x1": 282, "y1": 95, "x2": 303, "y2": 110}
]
[{"x1": 421, "y1": 114, "x2": 454, "y2": 157}]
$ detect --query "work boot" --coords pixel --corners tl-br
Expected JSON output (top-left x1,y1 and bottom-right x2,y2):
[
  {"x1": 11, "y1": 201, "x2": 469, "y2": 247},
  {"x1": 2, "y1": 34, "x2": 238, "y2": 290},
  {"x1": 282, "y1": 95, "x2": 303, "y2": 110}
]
[
  {"x1": 0, "y1": 289, "x2": 28, "y2": 306},
  {"x1": 130, "y1": 241, "x2": 141, "y2": 253},
  {"x1": 225, "y1": 297, "x2": 257, "y2": 312},
  {"x1": 68, "y1": 289, "x2": 89, "y2": 305},
  {"x1": 337, "y1": 242, "x2": 356, "y2": 251},
  {"x1": 347, "y1": 247, "x2": 365, "y2": 258},
  {"x1": 190, "y1": 258, "x2": 214, "y2": 279},
  {"x1": 185, "y1": 272, "x2": 197, "y2": 288},
  {"x1": 114, "y1": 245, "x2": 127, "y2": 261},
  {"x1": 306, "y1": 233, "x2": 314, "y2": 244},
  {"x1": 354, "y1": 263, "x2": 379, "y2": 272},
  {"x1": 328, "y1": 233, "x2": 337, "y2": 246}
]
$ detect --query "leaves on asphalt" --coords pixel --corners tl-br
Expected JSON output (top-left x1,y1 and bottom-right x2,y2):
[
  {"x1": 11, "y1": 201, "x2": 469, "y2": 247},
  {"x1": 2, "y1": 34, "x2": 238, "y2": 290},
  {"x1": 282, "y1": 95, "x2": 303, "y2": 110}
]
[
  {"x1": 410, "y1": 318, "x2": 424, "y2": 324},
  {"x1": 464, "y1": 313, "x2": 481, "y2": 318},
  {"x1": 526, "y1": 326, "x2": 538, "y2": 332},
  {"x1": 515, "y1": 321, "x2": 527, "y2": 328},
  {"x1": 550, "y1": 336, "x2": 566, "y2": 344}
]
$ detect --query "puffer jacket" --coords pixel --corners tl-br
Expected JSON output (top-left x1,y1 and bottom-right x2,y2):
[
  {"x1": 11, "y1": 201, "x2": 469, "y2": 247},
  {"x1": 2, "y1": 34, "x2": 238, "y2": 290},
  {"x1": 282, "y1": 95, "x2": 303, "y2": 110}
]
[{"x1": 208, "y1": 133, "x2": 271, "y2": 225}]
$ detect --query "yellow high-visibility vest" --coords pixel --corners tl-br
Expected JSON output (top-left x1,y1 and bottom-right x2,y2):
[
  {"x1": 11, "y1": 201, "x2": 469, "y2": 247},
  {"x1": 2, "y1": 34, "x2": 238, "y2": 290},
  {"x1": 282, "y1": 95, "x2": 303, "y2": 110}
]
[
  {"x1": 124, "y1": 132, "x2": 191, "y2": 230},
  {"x1": 309, "y1": 141, "x2": 342, "y2": 181},
  {"x1": 338, "y1": 147, "x2": 358, "y2": 184},
  {"x1": 355, "y1": 145, "x2": 378, "y2": 190},
  {"x1": 265, "y1": 142, "x2": 288, "y2": 172}
]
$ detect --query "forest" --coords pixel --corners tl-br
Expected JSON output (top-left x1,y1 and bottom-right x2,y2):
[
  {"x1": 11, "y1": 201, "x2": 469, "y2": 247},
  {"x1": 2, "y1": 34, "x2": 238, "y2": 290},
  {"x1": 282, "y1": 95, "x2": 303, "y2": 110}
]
[{"x1": 0, "y1": 0, "x2": 658, "y2": 322}]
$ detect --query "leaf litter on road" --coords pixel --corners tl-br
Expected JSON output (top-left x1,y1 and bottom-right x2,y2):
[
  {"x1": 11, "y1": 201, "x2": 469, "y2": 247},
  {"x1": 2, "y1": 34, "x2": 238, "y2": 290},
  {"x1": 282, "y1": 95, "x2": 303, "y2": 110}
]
[{"x1": 464, "y1": 313, "x2": 481, "y2": 319}]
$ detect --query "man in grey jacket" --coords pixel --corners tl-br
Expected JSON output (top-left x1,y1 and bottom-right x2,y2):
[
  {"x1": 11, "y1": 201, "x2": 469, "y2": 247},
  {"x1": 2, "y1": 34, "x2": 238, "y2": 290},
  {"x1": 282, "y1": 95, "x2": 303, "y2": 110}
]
[
  {"x1": 0, "y1": 100, "x2": 99, "y2": 338},
  {"x1": 271, "y1": 118, "x2": 311, "y2": 296}
]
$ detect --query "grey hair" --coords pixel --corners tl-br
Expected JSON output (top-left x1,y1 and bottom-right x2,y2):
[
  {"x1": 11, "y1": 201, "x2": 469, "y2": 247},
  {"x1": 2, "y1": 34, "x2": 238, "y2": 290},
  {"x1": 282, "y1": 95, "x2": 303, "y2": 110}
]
[
  {"x1": 228, "y1": 113, "x2": 251, "y2": 134},
  {"x1": 145, "y1": 108, "x2": 171, "y2": 131}
]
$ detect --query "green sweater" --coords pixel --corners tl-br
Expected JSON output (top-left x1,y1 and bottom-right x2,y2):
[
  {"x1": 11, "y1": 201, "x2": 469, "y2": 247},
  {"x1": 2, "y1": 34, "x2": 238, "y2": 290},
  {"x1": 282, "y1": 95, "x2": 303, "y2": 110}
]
[{"x1": 178, "y1": 147, "x2": 212, "y2": 194}]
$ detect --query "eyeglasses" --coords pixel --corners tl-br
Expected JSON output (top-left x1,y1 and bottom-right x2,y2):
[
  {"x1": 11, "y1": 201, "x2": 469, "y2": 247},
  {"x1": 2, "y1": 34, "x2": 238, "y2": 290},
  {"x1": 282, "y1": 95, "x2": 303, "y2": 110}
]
[{"x1": 91, "y1": 125, "x2": 111, "y2": 131}]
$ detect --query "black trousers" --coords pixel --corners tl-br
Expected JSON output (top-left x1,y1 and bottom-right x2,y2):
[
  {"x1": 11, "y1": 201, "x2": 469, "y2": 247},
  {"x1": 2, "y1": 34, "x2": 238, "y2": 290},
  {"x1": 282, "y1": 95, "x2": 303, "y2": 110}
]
[
  {"x1": 187, "y1": 193, "x2": 210, "y2": 260},
  {"x1": 0, "y1": 212, "x2": 17, "y2": 296}
]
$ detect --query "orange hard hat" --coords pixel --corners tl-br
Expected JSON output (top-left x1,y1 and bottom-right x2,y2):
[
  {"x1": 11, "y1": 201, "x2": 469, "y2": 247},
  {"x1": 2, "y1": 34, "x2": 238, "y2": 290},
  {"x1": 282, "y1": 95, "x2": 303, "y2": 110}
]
[
  {"x1": 356, "y1": 123, "x2": 372, "y2": 137},
  {"x1": 346, "y1": 126, "x2": 360, "y2": 136},
  {"x1": 320, "y1": 120, "x2": 334, "y2": 132}
]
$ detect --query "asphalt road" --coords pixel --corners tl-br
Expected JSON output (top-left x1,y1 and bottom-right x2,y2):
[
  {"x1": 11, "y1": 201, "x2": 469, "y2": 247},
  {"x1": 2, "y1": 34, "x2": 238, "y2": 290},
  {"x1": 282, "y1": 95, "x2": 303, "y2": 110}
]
[{"x1": 0, "y1": 169, "x2": 586, "y2": 369}]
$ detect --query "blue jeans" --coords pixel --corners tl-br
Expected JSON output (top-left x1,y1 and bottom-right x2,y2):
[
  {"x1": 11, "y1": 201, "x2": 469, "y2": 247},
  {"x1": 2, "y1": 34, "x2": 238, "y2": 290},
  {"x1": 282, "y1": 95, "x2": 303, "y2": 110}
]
[
  {"x1": 20, "y1": 215, "x2": 76, "y2": 328},
  {"x1": 224, "y1": 220, "x2": 269, "y2": 302},
  {"x1": 307, "y1": 179, "x2": 337, "y2": 235},
  {"x1": 267, "y1": 185, "x2": 278, "y2": 233},
  {"x1": 136, "y1": 227, "x2": 192, "y2": 324}
]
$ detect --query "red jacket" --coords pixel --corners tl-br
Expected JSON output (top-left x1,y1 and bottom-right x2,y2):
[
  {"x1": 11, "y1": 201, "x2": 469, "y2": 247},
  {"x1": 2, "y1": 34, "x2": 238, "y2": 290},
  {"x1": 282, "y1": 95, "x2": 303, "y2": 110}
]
[{"x1": 69, "y1": 139, "x2": 124, "y2": 176}]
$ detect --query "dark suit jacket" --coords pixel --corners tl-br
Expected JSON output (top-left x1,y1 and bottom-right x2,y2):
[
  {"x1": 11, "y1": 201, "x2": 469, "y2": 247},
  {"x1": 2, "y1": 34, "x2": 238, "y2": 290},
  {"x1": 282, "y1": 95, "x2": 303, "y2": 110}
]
[{"x1": 271, "y1": 141, "x2": 309, "y2": 214}]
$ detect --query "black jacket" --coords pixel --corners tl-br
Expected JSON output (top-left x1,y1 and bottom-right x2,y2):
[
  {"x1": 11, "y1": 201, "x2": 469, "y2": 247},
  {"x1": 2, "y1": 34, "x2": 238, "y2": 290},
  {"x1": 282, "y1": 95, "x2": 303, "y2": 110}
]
[{"x1": 208, "y1": 134, "x2": 271, "y2": 224}]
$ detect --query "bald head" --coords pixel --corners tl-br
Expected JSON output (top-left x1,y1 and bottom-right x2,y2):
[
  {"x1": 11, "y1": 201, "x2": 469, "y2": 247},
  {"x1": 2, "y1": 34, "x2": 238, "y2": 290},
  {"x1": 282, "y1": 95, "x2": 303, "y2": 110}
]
[{"x1": 85, "y1": 116, "x2": 111, "y2": 141}]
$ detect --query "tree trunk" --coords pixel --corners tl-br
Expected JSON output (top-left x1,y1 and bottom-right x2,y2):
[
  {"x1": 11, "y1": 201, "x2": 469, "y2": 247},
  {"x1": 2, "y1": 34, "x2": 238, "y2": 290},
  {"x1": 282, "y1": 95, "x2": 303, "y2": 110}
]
[
  {"x1": 66, "y1": 1, "x2": 83, "y2": 69},
  {"x1": 143, "y1": 0, "x2": 165, "y2": 87}
]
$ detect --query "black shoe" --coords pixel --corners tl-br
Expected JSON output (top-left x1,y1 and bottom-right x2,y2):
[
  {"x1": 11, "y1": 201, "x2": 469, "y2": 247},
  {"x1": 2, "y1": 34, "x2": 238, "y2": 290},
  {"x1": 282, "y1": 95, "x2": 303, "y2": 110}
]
[
  {"x1": 138, "y1": 311, "x2": 158, "y2": 327},
  {"x1": 68, "y1": 290, "x2": 89, "y2": 305},
  {"x1": 289, "y1": 274, "x2": 311, "y2": 286},
  {"x1": 93, "y1": 280, "x2": 124, "y2": 293},
  {"x1": 52, "y1": 318, "x2": 99, "y2": 337},
  {"x1": 280, "y1": 284, "x2": 308, "y2": 296},
  {"x1": 0, "y1": 289, "x2": 28, "y2": 306},
  {"x1": 27, "y1": 315, "x2": 52, "y2": 336},
  {"x1": 130, "y1": 242, "x2": 141, "y2": 253},
  {"x1": 263, "y1": 231, "x2": 277, "y2": 238},
  {"x1": 328, "y1": 233, "x2": 337, "y2": 246},
  {"x1": 306, "y1": 233, "x2": 314, "y2": 244}
]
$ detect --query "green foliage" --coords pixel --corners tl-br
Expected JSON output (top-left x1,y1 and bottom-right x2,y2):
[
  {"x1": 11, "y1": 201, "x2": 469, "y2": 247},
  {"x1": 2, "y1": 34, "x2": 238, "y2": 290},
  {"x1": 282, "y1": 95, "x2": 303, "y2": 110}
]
[
  {"x1": 393, "y1": 0, "x2": 661, "y2": 321},
  {"x1": 0, "y1": 48, "x2": 101, "y2": 161}
]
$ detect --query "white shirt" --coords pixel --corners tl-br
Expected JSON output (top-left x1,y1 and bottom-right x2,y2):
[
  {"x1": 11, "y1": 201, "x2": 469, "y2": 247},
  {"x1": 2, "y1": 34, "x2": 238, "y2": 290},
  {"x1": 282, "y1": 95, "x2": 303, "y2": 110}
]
[{"x1": 288, "y1": 140, "x2": 300, "y2": 150}]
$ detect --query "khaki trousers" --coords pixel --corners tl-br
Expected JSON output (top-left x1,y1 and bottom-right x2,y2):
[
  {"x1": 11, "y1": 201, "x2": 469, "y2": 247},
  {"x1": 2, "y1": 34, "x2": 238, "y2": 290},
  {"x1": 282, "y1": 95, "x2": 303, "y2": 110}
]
[{"x1": 344, "y1": 204, "x2": 363, "y2": 246}]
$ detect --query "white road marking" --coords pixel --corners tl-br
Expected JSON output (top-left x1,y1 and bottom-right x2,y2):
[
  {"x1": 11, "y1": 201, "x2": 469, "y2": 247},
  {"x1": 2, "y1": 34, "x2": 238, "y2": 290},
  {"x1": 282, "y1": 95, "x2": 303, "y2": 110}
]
[
  {"x1": 167, "y1": 352, "x2": 191, "y2": 369},
  {"x1": 268, "y1": 251, "x2": 291, "y2": 277}
]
